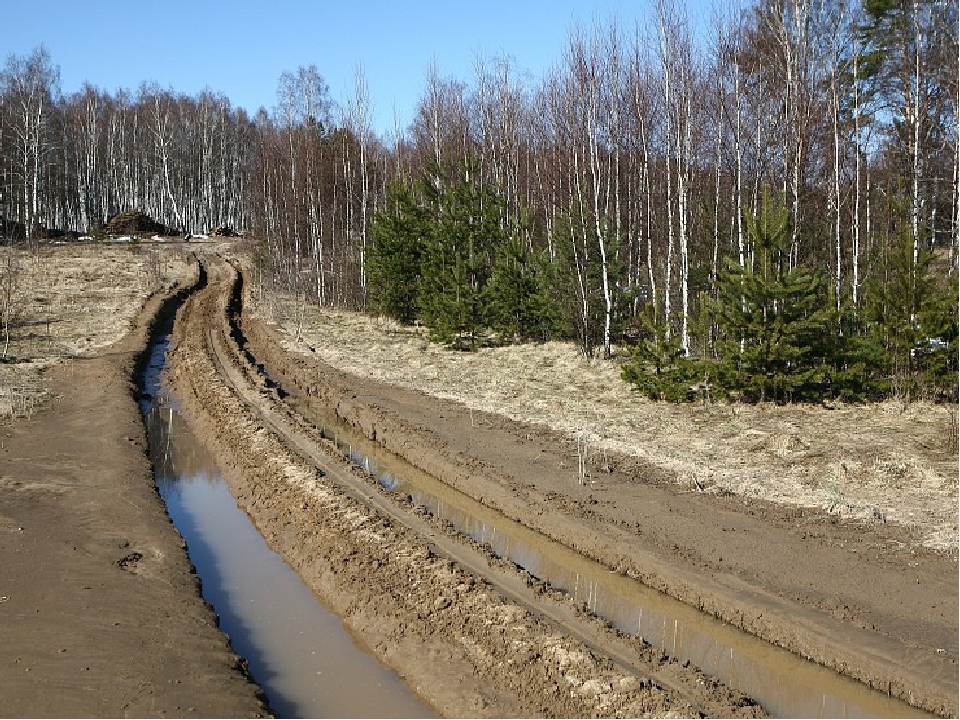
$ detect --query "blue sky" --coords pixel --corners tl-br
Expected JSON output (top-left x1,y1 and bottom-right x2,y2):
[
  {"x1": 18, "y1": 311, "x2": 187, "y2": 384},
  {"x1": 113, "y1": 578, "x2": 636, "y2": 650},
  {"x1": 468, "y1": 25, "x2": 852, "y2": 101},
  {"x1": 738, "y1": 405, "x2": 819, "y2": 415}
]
[{"x1": 3, "y1": 1, "x2": 720, "y2": 137}]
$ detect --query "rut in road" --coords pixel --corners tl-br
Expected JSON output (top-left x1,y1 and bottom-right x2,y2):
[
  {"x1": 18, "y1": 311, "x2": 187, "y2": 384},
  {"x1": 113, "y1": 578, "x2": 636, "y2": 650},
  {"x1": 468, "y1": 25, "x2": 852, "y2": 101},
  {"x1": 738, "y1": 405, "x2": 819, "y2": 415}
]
[{"x1": 166, "y1": 253, "x2": 764, "y2": 718}]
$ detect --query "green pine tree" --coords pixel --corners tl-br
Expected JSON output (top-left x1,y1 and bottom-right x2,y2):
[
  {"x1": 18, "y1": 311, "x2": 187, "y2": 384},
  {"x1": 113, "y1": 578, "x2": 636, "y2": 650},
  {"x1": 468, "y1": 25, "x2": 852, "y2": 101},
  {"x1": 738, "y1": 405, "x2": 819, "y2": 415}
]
[
  {"x1": 829, "y1": 304, "x2": 893, "y2": 401},
  {"x1": 368, "y1": 179, "x2": 429, "y2": 323},
  {"x1": 485, "y1": 235, "x2": 560, "y2": 343},
  {"x1": 711, "y1": 191, "x2": 835, "y2": 403},
  {"x1": 621, "y1": 307, "x2": 719, "y2": 401},
  {"x1": 861, "y1": 221, "x2": 959, "y2": 400},
  {"x1": 417, "y1": 161, "x2": 506, "y2": 348}
]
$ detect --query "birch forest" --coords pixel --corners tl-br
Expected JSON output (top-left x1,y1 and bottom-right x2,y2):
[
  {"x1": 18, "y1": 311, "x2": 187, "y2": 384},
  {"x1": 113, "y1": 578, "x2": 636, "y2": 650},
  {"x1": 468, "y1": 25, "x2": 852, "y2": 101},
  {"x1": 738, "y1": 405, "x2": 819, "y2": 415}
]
[{"x1": 1, "y1": 0, "x2": 957, "y2": 402}]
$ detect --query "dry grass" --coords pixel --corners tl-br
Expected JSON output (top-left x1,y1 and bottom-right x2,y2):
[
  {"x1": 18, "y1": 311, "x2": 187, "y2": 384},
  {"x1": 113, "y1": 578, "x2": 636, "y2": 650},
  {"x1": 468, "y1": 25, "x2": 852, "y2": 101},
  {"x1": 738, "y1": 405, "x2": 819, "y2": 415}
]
[
  {"x1": 254, "y1": 292, "x2": 958, "y2": 552},
  {"x1": 0, "y1": 242, "x2": 194, "y2": 422}
]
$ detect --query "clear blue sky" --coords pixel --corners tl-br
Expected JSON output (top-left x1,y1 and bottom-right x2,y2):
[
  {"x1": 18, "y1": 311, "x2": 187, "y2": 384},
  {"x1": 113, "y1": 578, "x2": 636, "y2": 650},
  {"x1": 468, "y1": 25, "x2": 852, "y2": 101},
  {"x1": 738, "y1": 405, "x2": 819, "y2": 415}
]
[{"x1": 2, "y1": 0, "x2": 719, "y2": 137}]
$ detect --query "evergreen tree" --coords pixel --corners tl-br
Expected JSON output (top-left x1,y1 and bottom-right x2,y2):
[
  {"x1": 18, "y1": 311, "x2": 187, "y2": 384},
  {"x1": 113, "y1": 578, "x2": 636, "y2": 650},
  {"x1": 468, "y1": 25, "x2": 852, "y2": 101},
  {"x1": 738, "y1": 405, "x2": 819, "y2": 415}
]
[
  {"x1": 417, "y1": 161, "x2": 506, "y2": 348},
  {"x1": 861, "y1": 221, "x2": 959, "y2": 400},
  {"x1": 368, "y1": 179, "x2": 429, "y2": 323},
  {"x1": 829, "y1": 306, "x2": 893, "y2": 401},
  {"x1": 711, "y1": 192, "x2": 835, "y2": 403},
  {"x1": 621, "y1": 307, "x2": 719, "y2": 401},
  {"x1": 485, "y1": 235, "x2": 560, "y2": 342}
]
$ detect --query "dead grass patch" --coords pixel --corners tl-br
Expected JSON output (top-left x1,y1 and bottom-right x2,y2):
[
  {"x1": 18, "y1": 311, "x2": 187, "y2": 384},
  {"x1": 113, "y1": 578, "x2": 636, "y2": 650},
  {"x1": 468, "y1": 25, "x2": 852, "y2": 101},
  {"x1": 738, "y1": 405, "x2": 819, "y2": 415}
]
[
  {"x1": 0, "y1": 243, "x2": 194, "y2": 423},
  {"x1": 252, "y1": 291, "x2": 958, "y2": 552}
]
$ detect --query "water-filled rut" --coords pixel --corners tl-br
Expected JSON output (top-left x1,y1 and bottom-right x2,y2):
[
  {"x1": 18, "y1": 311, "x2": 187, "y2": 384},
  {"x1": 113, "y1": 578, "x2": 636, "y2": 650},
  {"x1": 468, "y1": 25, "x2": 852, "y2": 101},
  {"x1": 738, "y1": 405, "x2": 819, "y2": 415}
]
[
  {"x1": 289, "y1": 397, "x2": 931, "y2": 719},
  {"x1": 140, "y1": 324, "x2": 433, "y2": 718}
]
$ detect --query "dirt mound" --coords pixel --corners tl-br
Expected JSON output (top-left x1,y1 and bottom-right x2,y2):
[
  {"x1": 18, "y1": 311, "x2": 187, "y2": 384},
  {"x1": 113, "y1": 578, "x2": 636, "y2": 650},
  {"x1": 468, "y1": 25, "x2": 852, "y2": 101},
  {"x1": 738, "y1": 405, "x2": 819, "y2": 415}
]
[{"x1": 104, "y1": 210, "x2": 178, "y2": 237}]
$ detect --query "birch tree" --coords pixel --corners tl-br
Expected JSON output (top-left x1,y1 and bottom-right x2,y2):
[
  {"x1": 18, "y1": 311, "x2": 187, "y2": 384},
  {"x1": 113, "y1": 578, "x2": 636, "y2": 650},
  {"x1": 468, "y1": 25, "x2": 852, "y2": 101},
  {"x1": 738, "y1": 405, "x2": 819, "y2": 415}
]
[
  {"x1": 350, "y1": 64, "x2": 372, "y2": 296},
  {"x1": 628, "y1": 26, "x2": 660, "y2": 323},
  {"x1": 657, "y1": 0, "x2": 696, "y2": 353},
  {"x1": 1, "y1": 47, "x2": 60, "y2": 245},
  {"x1": 63, "y1": 84, "x2": 106, "y2": 232},
  {"x1": 568, "y1": 26, "x2": 616, "y2": 358}
]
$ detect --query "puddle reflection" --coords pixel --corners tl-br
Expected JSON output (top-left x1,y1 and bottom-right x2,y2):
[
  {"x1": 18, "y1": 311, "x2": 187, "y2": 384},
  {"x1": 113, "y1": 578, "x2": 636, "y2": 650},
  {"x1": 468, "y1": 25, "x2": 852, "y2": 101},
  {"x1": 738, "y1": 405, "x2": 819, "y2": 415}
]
[
  {"x1": 306, "y1": 405, "x2": 929, "y2": 720},
  {"x1": 141, "y1": 335, "x2": 433, "y2": 719}
]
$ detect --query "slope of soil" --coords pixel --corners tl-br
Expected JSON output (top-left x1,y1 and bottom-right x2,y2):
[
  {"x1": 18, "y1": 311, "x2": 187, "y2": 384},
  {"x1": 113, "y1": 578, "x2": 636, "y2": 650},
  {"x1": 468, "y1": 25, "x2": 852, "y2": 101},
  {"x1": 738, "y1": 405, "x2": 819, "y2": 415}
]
[
  {"x1": 242, "y1": 269, "x2": 958, "y2": 716},
  {"x1": 0, "y1": 247, "x2": 267, "y2": 717}
]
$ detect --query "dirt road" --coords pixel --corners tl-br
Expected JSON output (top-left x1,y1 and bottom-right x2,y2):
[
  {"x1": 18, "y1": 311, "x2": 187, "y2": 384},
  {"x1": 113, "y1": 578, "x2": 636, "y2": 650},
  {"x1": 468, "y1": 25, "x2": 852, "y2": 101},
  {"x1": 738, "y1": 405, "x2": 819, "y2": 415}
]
[
  {"x1": 0, "y1": 274, "x2": 268, "y2": 717},
  {"x1": 167, "y1": 253, "x2": 764, "y2": 717},
  {"x1": 168, "y1": 251, "x2": 955, "y2": 716}
]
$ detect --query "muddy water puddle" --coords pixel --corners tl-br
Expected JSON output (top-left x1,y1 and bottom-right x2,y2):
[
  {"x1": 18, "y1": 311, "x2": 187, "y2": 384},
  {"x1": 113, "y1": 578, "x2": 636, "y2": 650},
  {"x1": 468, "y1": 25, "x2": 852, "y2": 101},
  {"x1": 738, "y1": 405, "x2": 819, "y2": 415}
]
[
  {"x1": 140, "y1": 336, "x2": 433, "y2": 719},
  {"x1": 289, "y1": 395, "x2": 929, "y2": 719}
]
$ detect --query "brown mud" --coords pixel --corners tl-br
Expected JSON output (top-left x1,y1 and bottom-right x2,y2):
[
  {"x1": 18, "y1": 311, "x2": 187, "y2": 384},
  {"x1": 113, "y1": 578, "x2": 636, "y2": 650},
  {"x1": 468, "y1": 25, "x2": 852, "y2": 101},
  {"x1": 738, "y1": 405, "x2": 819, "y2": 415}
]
[
  {"x1": 169, "y1": 251, "x2": 956, "y2": 717},
  {"x1": 243, "y1": 269, "x2": 956, "y2": 714},
  {"x1": 167, "y1": 254, "x2": 766, "y2": 717},
  {"x1": 0, "y1": 267, "x2": 268, "y2": 717}
]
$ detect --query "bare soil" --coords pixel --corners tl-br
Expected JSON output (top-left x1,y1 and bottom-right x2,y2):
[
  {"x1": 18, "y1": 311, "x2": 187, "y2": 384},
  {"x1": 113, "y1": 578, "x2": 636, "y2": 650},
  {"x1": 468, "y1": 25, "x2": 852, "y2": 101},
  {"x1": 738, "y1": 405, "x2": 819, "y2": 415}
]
[{"x1": 0, "y1": 242, "x2": 267, "y2": 717}]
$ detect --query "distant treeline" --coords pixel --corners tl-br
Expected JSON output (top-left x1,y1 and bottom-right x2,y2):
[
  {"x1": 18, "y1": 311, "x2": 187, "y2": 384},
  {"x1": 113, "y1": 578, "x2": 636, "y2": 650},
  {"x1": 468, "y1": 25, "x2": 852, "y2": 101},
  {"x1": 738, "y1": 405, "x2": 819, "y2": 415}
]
[{"x1": 0, "y1": 0, "x2": 956, "y2": 401}]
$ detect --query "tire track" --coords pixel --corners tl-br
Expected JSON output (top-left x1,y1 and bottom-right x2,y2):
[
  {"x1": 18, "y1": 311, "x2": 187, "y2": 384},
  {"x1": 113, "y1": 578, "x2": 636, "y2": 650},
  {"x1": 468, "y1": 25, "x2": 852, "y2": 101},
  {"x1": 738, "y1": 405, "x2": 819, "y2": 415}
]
[{"x1": 170, "y1": 253, "x2": 762, "y2": 717}]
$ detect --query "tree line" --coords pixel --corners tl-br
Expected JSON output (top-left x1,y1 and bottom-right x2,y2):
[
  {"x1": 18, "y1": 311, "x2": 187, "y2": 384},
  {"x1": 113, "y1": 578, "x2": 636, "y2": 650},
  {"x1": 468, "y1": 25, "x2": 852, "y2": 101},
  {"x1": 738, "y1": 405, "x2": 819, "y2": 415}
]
[{"x1": 0, "y1": 0, "x2": 956, "y2": 401}]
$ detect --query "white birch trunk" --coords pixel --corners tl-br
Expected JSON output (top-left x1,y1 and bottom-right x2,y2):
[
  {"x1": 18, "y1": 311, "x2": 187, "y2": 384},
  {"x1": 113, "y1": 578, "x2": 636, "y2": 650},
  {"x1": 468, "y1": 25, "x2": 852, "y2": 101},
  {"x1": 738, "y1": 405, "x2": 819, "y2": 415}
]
[
  {"x1": 832, "y1": 59, "x2": 843, "y2": 315},
  {"x1": 853, "y1": 49, "x2": 862, "y2": 308},
  {"x1": 572, "y1": 144, "x2": 591, "y2": 356},
  {"x1": 587, "y1": 70, "x2": 613, "y2": 360}
]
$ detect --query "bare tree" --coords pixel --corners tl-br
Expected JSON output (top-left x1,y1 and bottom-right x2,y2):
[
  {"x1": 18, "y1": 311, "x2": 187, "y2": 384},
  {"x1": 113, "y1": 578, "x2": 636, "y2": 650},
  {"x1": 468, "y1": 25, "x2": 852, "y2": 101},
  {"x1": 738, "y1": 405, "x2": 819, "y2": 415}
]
[
  {"x1": 1, "y1": 47, "x2": 60, "y2": 246},
  {"x1": 568, "y1": 25, "x2": 615, "y2": 358},
  {"x1": 954, "y1": 1, "x2": 960, "y2": 275},
  {"x1": 350, "y1": 64, "x2": 372, "y2": 296},
  {"x1": 657, "y1": 0, "x2": 697, "y2": 353},
  {"x1": 628, "y1": 25, "x2": 659, "y2": 323}
]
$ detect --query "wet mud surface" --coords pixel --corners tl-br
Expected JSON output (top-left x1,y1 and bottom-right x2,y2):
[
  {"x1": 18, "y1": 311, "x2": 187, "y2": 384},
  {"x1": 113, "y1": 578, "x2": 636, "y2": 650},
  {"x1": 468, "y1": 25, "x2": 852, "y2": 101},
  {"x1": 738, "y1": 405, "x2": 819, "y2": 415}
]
[
  {"x1": 168, "y1": 252, "x2": 956, "y2": 717},
  {"x1": 0, "y1": 275, "x2": 268, "y2": 718},
  {"x1": 144, "y1": 334, "x2": 433, "y2": 719},
  {"x1": 167, "y1": 256, "x2": 769, "y2": 718}
]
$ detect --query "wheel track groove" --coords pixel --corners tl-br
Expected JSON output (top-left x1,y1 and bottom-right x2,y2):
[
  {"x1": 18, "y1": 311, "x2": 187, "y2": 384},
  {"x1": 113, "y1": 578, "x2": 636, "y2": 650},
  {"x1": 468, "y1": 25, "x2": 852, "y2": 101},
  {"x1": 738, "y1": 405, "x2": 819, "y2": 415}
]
[{"x1": 180, "y1": 254, "x2": 760, "y2": 716}]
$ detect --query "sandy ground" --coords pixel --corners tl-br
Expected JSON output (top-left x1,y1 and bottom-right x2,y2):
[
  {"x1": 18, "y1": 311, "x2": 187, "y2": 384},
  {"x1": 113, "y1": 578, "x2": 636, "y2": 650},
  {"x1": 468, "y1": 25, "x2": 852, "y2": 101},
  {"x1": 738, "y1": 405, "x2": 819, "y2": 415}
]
[{"x1": 0, "y1": 242, "x2": 267, "y2": 717}]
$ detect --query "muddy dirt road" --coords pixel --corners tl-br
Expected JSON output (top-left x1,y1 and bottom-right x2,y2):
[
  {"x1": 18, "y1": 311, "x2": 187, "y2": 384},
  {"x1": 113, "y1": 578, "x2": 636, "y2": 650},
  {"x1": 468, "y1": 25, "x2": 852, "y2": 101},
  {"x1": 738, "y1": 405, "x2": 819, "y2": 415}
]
[
  {"x1": 168, "y1": 253, "x2": 751, "y2": 717},
  {"x1": 0, "y1": 272, "x2": 268, "y2": 717},
  {"x1": 167, "y1": 251, "x2": 955, "y2": 716}
]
